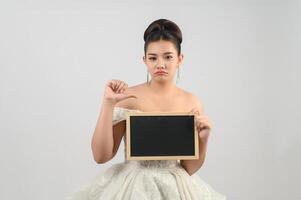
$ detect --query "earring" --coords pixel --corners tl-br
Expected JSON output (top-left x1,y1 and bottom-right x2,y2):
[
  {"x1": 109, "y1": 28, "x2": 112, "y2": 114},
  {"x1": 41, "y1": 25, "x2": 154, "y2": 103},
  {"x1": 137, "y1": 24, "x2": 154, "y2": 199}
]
[
  {"x1": 147, "y1": 71, "x2": 150, "y2": 84},
  {"x1": 176, "y1": 66, "x2": 180, "y2": 84}
]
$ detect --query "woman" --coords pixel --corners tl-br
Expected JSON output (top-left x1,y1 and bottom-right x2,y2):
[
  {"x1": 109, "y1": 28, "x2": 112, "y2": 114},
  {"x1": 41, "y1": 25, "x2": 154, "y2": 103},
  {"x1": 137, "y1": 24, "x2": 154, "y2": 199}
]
[{"x1": 66, "y1": 19, "x2": 226, "y2": 200}]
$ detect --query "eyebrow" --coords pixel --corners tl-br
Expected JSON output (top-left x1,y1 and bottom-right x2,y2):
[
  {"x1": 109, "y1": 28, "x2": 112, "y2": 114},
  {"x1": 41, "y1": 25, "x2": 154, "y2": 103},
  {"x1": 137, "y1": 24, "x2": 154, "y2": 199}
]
[{"x1": 147, "y1": 52, "x2": 174, "y2": 56}]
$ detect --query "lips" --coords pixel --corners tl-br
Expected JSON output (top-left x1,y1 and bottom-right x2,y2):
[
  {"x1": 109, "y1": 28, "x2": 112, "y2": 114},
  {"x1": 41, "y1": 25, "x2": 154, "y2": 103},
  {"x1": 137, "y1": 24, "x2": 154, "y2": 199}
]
[{"x1": 155, "y1": 71, "x2": 167, "y2": 74}]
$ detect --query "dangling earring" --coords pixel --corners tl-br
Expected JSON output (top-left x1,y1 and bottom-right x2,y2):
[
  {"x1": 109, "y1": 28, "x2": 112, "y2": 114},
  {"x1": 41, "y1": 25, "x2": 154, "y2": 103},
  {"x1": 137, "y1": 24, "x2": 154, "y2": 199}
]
[
  {"x1": 146, "y1": 71, "x2": 150, "y2": 84},
  {"x1": 176, "y1": 66, "x2": 180, "y2": 84}
]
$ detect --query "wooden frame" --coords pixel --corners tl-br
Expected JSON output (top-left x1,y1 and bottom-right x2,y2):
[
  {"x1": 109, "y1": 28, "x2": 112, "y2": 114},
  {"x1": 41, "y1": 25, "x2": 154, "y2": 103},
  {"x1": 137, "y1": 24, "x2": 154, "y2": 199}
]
[{"x1": 125, "y1": 111, "x2": 199, "y2": 161}]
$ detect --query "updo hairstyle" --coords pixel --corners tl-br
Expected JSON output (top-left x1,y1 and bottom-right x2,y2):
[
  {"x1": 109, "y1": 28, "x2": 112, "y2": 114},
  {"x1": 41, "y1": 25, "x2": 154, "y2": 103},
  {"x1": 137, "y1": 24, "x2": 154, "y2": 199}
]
[{"x1": 143, "y1": 19, "x2": 182, "y2": 56}]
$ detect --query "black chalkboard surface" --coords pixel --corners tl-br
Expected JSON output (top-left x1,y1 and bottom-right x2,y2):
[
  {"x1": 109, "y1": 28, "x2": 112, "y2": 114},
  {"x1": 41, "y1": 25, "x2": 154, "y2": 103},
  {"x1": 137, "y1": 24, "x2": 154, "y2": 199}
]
[{"x1": 125, "y1": 111, "x2": 199, "y2": 161}]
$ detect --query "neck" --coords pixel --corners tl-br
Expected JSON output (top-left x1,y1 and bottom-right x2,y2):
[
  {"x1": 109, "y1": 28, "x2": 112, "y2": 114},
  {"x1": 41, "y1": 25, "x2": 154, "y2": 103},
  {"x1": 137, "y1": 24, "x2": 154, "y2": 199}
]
[{"x1": 147, "y1": 79, "x2": 177, "y2": 96}]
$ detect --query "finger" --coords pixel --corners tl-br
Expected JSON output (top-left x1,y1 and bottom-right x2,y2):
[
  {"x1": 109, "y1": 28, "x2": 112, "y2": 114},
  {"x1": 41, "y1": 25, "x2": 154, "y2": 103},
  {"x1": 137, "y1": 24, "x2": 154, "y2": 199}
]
[
  {"x1": 197, "y1": 119, "x2": 210, "y2": 126},
  {"x1": 111, "y1": 80, "x2": 118, "y2": 90},
  {"x1": 117, "y1": 80, "x2": 124, "y2": 90},
  {"x1": 119, "y1": 82, "x2": 127, "y2": 92},
  {"x1": 190, "y1": 107, "x2": 200, "y2": 115},
  {"x1": 197, "y1": 123, "x2": 206, "y2": 131},
  {"x1": 194, "y1": 116, "x2": 207, "y2": 125},
  {"x1": 199, "y1": 122, "x2": 211, "y2": 130},
  {"x1": 106, "y1": 80, "x2": 114, "y2": 89},
  {"x1": 195, "y1": 118, "x2": 211, "y2": 129},
  {"x1": 189, "y1": 107, "x2": 198, "y2": 113},
  {"x1": 198, "y1": 117, "x2": 211, "y2": 126},
  {"x1": 117, "y1": 82, "x2": 126, "y2": 93},
  {"x1": 200, "y1": 125, "x2": 211, "y2": 131},
  {"x1": 110, "y1": 80, "x2": 118, "y2": 90},
  {"x1": 118, "y1": 84, "x2": 124, "y2": 93},
  {"x1": 121, "y1": 84, "x2": 128, "y2": 93},
  {"x1": 122, "y1": 93, "x2": 138, "y2": 100},
  {"x1": 127, "y1": 94, "x2": 138, "y2": 99},
  {"x1": 195, "y1": 119, "x2": 203, "y2": 129}
]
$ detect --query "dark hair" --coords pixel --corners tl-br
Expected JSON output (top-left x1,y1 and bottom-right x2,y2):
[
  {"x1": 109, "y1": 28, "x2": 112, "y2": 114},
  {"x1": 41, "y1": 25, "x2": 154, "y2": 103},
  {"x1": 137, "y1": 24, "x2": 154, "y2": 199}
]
[{"x1": 143, "y1": 19, "x2": 182, "y2": 56}]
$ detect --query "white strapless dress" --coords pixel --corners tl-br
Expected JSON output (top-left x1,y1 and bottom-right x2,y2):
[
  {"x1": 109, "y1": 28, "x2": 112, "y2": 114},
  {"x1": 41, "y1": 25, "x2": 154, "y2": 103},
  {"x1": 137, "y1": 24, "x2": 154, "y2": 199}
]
[{"x1": 66, "y1": 107, "x2": 226, "y2": 200}]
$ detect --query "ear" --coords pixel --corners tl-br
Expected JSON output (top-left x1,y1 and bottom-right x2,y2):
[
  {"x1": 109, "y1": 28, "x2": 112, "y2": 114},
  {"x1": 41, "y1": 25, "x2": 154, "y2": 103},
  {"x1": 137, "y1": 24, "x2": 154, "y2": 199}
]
[
  {"x1": 143, "y1": 56, "x2": 146, "y2": 64},
  {"x1": 178, "y1": 54, "x2": 184, "y2": 66}
]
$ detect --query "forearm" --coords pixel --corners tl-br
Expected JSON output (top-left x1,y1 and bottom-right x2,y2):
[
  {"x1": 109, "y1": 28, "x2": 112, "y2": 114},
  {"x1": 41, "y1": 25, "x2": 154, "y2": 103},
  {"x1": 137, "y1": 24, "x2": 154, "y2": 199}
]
[
  {"x1": 180, "y1": 136, "x2": 209, "y2": 176},
  {"x1": 91, "y1": 99, "x2": 116, "y2": 163}
]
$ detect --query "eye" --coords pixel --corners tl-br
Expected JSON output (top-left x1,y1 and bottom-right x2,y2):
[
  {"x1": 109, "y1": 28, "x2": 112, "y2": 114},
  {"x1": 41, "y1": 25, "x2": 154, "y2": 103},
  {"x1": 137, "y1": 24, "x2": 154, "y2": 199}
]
[
  {"x1": 166, "y1": 55, "x2": 173, "y2": 59},
  {"x1": 149, "y1": 57, "x2": 156, "y2": 61}
]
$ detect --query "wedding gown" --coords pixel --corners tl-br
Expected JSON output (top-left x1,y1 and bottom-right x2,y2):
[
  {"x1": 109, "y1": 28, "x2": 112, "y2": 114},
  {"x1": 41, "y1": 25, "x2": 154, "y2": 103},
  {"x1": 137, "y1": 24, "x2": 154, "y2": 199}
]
[{"x1": 66, "y1": 107, "x2": 226, "y2": 200}]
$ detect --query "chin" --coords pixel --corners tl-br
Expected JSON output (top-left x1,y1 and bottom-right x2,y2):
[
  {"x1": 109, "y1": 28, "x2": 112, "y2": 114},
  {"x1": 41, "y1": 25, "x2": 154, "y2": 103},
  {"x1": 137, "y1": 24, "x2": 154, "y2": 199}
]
[{"x1": 155, "y1": 78, "x2": 171, "y2": 83}]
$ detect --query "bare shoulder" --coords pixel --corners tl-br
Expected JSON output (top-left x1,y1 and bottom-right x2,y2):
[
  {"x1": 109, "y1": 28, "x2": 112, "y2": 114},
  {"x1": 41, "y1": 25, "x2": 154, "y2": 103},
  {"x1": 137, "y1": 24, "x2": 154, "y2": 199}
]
[
  {"x1": 180, "y1": 89, "x2": 204, "y2": 114},
  {"x1": 114, "y1": 83, "x2": 143, "y2": 109}
]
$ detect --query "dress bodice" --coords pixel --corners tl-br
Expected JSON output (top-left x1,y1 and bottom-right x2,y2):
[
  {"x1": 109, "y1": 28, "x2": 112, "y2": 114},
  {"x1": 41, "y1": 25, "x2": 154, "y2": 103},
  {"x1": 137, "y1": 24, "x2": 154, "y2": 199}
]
[{"x1": 113, "y1": 106, "x2": 179, "y2": 168}]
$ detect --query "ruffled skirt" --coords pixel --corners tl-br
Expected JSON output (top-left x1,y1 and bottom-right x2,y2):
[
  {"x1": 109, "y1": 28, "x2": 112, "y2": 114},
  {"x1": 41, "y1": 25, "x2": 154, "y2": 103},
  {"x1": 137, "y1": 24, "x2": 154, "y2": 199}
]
[{"x1": 66, "y1": 160, "x2": 226, "y2": 200}]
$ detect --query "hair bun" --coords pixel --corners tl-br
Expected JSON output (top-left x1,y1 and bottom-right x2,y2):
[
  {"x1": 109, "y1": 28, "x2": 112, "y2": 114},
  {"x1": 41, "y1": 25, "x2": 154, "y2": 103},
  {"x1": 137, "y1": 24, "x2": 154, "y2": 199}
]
[{"x1": 144, "y1": 19, "x2": 182, "y2": 44}]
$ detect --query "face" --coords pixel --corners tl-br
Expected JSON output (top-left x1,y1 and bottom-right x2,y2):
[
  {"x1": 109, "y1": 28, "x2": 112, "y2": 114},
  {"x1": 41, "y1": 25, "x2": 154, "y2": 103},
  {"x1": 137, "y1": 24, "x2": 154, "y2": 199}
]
[{"x1": 143, "y1": 40, "x2": 183, "y2": 84}]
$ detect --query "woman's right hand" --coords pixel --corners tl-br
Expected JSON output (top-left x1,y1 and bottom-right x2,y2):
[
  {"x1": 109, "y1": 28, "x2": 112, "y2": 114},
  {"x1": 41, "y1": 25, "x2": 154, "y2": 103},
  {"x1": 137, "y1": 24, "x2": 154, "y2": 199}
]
[{"x1": 103, "y1": 79, "x2": 137, "y2": 104}]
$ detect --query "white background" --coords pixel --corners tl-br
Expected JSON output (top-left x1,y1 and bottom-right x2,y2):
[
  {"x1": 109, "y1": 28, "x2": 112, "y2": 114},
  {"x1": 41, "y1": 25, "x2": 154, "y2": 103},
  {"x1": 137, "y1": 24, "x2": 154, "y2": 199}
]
[{"x1": 0, "y1": 0, "x2": 300, "y2": 199}]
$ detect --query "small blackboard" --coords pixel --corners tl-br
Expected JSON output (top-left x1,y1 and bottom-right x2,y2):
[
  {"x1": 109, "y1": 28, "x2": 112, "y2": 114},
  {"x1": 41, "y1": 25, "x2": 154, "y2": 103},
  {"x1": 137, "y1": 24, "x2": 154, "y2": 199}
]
[{"x1": 125, "y1": 111, "x2": 199, "y2": 160}]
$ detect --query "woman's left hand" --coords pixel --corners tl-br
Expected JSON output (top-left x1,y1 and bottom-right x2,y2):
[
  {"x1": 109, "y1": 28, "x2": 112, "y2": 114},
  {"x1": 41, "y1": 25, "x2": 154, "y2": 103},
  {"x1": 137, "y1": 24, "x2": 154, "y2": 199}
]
[{"x1": 190, "y1": 107, "x2": 212, "y2": 140}]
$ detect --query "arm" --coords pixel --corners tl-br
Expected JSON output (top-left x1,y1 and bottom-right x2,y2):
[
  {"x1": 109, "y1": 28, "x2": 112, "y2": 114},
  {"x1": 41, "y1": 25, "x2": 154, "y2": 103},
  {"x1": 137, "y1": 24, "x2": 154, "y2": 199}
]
[
  {"x1": 180, "y1": 136, "x2": 209, "y2": 176},
  {"x1": 180, "y1": 94, "x2": 212, "y2": 176},
  {"x1": 91, "y1": 80, "x2": 137, "y2": 164},
  {"x1": 91, "y1": 99, "x2": 116, "y2": 164}
]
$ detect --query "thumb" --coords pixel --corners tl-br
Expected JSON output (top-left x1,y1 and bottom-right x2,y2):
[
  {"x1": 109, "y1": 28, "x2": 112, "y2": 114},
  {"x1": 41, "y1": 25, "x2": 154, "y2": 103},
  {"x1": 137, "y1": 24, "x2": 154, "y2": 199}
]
[{"x1": 118, "y1": 93, "x2": 138, "y2": 101}]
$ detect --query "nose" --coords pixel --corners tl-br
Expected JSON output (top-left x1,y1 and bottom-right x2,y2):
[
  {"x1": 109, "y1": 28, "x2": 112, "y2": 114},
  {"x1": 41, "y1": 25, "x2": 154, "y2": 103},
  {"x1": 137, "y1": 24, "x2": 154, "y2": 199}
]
[{"x1": 155, "y1": 60, "x2": 166, "y2": 69}]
